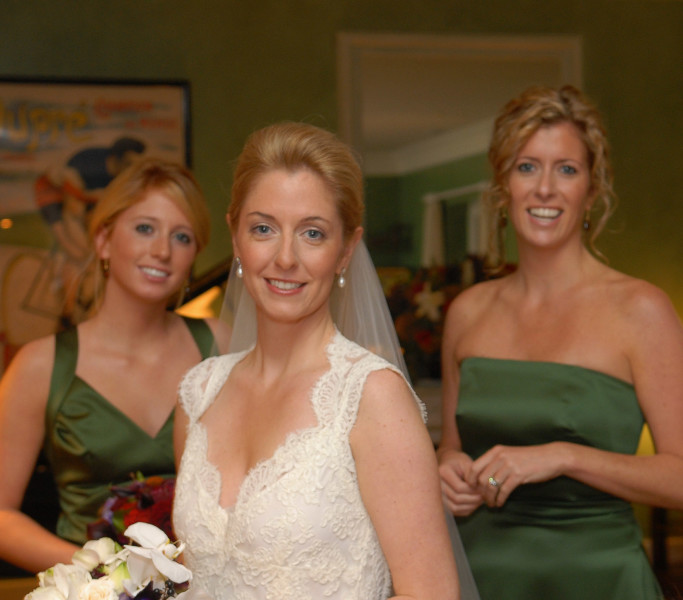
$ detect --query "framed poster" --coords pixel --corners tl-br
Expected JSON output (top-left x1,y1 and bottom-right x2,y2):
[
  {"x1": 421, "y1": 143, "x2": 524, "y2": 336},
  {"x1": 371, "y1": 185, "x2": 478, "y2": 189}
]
[{"x1": 0, "y1": 78, "x2": 190, "y2": 372}]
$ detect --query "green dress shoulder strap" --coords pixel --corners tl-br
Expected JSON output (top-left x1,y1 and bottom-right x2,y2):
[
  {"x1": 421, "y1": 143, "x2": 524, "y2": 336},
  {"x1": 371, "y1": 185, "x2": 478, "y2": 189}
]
[
  {"x1": 45, "y1": 327, "x2": 78, "y2": 429},
  {"x1": 179, "y1": 315, "x2": 216, "y2": 360}
]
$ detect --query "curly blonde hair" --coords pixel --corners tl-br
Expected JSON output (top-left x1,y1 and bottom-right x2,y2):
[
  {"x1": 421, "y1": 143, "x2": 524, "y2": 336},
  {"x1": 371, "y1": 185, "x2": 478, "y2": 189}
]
[{"x1": 487, "y1": 85, "x2": 615, "y2": 266}]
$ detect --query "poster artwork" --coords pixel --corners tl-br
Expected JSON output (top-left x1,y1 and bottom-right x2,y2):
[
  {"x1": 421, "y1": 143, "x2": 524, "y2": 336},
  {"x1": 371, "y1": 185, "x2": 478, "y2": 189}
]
[{"x1": 0, "y1": 79, "x2": 189, "y2": 374}]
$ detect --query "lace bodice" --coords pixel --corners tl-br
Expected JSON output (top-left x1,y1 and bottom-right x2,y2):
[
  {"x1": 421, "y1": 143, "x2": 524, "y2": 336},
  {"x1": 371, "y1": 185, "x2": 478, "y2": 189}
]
[{"x1": 173, "y1": 332, "x2": 425, "y2": 600}]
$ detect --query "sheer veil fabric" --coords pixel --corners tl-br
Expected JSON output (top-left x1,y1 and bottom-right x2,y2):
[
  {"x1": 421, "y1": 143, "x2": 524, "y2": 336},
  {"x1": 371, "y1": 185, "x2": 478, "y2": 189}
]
[{"x1": 219, "y1": 240, "x2": 480, "y2": 600}]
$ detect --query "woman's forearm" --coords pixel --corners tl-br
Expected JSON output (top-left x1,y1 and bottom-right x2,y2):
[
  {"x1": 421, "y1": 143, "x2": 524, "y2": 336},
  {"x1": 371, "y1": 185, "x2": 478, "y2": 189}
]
[
  {"x1": 0, "y1": 509, "x2": 79, "y2": 573},
  {"x1": 561, "y1": 442, "x2": 683, "y2": 510}
]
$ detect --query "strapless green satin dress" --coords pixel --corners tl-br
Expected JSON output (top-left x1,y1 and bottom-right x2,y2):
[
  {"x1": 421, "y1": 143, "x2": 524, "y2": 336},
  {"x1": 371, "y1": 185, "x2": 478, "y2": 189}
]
[{"x1": 456, "y1": 358, "x2": 662, "y2": 600}]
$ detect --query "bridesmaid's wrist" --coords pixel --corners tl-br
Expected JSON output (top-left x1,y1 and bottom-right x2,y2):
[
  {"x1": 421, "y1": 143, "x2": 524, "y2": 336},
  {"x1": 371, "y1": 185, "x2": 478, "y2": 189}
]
[{"x1": 551, "y1": 441, "x2": 577, "y2": 477}]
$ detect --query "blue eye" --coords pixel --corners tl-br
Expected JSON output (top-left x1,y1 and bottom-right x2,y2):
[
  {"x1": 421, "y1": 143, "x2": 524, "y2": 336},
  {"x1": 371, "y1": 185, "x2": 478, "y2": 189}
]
[
  {"x1": 517, "y1": 162, "x2": 534, "y2": 173},
  {"x1": 304, "y1": 229, "x2": 324, "y2": 241},
  {"x1": 136, "y1": 223, "x2": 153, "y2": 234},
  {"x1": 560, "y1": 164, "x2": 578, "y2": 175},
  {"x1": 174, "y1": 231, "x2": 193, "y2": 245},
  {"x1": 253, "y1": 224, "x2": 271, "y2": 235}
]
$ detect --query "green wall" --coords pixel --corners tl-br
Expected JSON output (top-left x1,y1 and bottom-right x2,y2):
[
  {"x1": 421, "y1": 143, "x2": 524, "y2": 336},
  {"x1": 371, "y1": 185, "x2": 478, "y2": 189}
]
[
  {"x1": 366, "y1": 154, "x2": 490, "y2": 268},
  {"x1": 1, "y1": 0, "x2": 681, "y2": 311}
]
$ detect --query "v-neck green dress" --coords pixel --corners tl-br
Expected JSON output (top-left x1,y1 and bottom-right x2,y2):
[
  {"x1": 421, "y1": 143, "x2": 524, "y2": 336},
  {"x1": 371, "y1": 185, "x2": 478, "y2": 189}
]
[
  {"x1": 455, "y1": 358, "x2": 662, "y2": 600},
  {"x1": 43, "y1": 316, "x2": 215, "y2": 544}
]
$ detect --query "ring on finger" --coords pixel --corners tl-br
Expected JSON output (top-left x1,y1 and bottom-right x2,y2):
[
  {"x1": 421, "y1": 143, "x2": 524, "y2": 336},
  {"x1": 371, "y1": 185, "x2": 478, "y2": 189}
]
[{"x1": 488, "y1": 475, "x2": 499, "y2": 488}]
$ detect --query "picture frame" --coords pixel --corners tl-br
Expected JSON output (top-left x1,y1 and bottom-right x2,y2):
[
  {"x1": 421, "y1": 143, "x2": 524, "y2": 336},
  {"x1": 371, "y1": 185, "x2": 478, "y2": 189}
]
[{"x1": 0, "y1": 77, "x2": 191, "y2": 373}]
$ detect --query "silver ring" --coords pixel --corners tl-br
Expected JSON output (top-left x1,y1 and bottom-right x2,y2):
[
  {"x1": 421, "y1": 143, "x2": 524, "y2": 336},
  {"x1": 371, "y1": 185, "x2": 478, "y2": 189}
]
[{"x1": 488, "y1": 476, "x2": 499, "y2": 487}]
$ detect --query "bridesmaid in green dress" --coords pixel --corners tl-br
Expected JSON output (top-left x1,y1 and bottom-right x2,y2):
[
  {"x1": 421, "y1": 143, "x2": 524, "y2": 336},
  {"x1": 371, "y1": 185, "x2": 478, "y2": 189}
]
[
  {"x1": 0, "y1": 158, "x2": 231, "y2": 573},
  {"x1": 437, "y1": 85, "x2": 683, "y2": 600}
]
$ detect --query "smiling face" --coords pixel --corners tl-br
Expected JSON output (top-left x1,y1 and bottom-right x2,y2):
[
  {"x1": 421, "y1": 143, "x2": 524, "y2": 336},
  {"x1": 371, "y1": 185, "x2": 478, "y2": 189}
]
[
  {"x1": 507, "y1": 121, "x2": 593, "y2": 252},
  {"x1": 96, "y1": 189, "x2": 198, "y2": 304},
  {"x1": 231, "y1": 168, "x2": 360, "y2": 327}
]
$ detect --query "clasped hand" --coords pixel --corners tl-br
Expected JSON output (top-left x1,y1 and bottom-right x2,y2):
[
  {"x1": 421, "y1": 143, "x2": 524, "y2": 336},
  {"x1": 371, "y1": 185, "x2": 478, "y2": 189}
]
[{"x1": 440, "y1": 442, "x2": 568, "y2": 514}]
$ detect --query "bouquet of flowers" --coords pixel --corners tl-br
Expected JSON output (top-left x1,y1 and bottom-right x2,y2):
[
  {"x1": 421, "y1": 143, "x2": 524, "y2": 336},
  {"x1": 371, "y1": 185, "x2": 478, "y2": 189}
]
[
  {"x1": 87, "y1": 473, "x2": 175, "y2": 545},
  {"x1": 25, "y1": 522, "x2": 191, "y2": 600}
]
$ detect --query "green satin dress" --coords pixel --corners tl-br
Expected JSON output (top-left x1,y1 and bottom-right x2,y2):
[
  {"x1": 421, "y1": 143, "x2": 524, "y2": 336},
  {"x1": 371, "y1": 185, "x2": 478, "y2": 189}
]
[
  {"x1": 456, "y1": 358, "x2": 662, "y2": 600},
  {"x1": 42, "y1": 316, "x2": 215, "y2": 544}
]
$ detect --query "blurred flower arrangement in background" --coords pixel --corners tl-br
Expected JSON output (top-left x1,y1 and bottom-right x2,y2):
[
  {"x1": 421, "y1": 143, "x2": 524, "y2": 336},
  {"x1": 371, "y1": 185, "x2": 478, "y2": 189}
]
[
  {"x1": 87, "y1": 473, "x2": 175, "y2": 546},
  {"x1": 380, "y1": 257, "x2": 488, "y2": 382},
  {"x1": 382, "y1": 265, "x2": 462, "y2": 381}
]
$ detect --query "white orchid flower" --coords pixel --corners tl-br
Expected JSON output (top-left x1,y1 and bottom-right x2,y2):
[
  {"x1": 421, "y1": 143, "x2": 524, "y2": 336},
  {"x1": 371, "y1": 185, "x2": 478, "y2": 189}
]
[
  {"x1": 121, "y1": 523, "x2": 191, "y2": 597},
  {"x1": 72, "y1": 538, "x2": 121, "y2": 572}
]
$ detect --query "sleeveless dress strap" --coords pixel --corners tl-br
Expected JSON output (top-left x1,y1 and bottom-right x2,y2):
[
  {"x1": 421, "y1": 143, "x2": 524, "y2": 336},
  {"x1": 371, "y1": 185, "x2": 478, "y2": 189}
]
[
  {"x1": 44, "y1": 328, "x2": 78, "y2": 436},
  {"x1": 181, "y1": 316, "x2": 216, "y2": 359}
]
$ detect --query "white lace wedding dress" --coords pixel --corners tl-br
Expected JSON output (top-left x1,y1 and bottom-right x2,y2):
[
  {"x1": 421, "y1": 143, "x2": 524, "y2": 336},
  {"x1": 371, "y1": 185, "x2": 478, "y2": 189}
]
[{"x1": 173, "y1": 331, "x2": 426, "y2": 600}]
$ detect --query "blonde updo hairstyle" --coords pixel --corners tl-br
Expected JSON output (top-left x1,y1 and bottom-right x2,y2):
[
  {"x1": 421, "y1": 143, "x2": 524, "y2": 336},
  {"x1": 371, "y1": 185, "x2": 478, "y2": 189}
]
[
  {"x1": 487, "y1": 85, "x2": 615, "y2": 266},
  {"x1": 229, "y1": 122, "x2": 364, "y2": 241}
]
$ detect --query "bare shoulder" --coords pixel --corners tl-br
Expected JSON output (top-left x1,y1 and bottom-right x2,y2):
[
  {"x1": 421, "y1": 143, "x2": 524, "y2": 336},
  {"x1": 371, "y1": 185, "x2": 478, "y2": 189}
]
[
  {"x1": 351, "y1": 366, "x2": 431, "y2": 462},
  {"x1": 358, "y1": 367, "x2": 424, "y2": 424},
  {"x1": 444, "y1": 277, "x2": 504, "y2": 327},
  {"x1": 442, "y1": 278, "x2": 507, "y2": 356},
  {"x1": 361, "y1": 367, "x2": 415, "y2": 406},
  {"x1": 0, "y1": 333, "x2": 55, "y2": 413},
  {"x1": 596, "y1": 269, "x2": 683, "y2": 370},
  {"x1": 603, "y1": 269, "x2": 680, "y2": 329},
  {"x1": 7, "y1": 334, "x2": 55, "y2": 375}
]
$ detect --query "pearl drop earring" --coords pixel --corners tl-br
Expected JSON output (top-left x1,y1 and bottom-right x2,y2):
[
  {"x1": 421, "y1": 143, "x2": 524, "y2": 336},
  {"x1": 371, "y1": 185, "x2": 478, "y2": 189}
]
[{"x1": 338, "y1": 268, "x2": 346, "y2": 289}]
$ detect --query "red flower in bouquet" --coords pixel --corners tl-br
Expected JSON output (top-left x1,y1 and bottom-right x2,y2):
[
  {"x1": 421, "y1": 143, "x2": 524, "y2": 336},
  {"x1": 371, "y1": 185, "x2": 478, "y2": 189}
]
[
  {"x1": 88, "y1": 472, "x2": 176, "y2": 545},
  {"x1": 123, "y1": 495, "x2": 173, "y2": 537}
]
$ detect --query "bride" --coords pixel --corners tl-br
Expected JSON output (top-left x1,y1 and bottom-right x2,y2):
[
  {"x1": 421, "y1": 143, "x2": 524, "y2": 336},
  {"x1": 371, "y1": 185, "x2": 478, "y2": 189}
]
[{"x1": 172, "y1": 122, "x2": 476, "y2": 599}]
